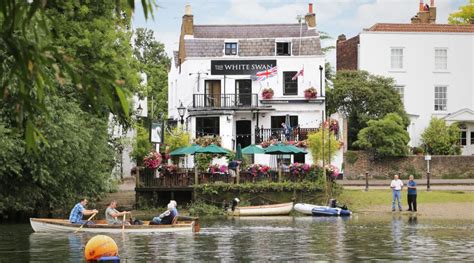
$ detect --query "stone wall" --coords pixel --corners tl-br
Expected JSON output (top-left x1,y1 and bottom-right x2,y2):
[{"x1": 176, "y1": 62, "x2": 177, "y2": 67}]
[{"x1": 344, "y1": 151, "x2": 474, "y2": 179}]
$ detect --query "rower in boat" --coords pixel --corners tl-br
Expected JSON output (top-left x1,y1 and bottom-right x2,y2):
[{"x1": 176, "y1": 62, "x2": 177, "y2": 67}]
[
  {"x1": 69, "y1": 198, "x2": 98, "y2": 225},
  {"x1": 105, "y1": 200, "x2": 131, "y2": 225}
]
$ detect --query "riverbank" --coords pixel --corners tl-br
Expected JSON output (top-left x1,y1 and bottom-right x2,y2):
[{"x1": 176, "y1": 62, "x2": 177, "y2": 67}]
[{"x1": 338, "y1": 189, "x2": 474, "y2": 220}]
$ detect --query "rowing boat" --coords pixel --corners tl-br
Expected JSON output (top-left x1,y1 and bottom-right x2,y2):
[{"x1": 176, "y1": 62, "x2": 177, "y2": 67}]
[
  {"x1": 30, "y1": 217, "x2": 200, "y2": 233},
  {"x1": 228, "y1": 202, "x2": 293, "y2": 216}
]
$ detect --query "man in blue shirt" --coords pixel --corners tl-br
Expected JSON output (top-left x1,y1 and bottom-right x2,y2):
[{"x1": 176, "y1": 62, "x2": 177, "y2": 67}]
[
  {"x1": 407, "y1": 175, "x2": 417, "y2": 212},
  {"x1": 69, "y1": 198, "x2": 98, "y2": 224}
]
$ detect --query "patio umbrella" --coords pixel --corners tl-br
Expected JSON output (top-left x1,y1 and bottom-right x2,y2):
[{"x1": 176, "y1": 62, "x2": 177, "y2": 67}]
[
  {"x1": 264, "y1": 143, "x2": 307, "y2": 182},
  {"x1": 195, "y1": 144, "x2": 229, "y2": 155},
  {"x1": 236, "y1": 143, "x2": 243, "y2": 161},
  {"x1": 170, "y1": 144, "x2": 202, "y2": 156},
  {"x1": 242, "y1": 144, "x2": 265, "y2": 155}
]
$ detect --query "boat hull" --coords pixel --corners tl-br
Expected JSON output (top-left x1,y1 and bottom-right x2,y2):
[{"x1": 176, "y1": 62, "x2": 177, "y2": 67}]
[
  {"x1": 294, "y1": 203, "x2": 319, "y2": 215},
  {"x1": 229, "y1": 202, "x2": 293, "y2": 216},
  {"x1": 311, "y1": 207, "x2": 352, "y2": 217},
  {"x1": 30, "y1": 218, "x2": 198, "y2": 233}
]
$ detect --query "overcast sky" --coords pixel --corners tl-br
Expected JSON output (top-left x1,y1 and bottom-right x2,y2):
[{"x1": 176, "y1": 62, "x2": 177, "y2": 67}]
[{"x1": 132, "y1": 0, "x2": 466, "y2": 66}]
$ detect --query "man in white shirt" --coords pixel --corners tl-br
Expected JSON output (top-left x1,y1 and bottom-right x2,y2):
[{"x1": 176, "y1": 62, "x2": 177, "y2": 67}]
[{"x1": 390, "y1": 174, "x2": 404, "y2": 211}]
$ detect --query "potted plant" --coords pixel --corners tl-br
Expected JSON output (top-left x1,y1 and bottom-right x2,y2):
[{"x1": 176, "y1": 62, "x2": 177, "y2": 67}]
[
  {"x1": 261, "y1": 88, "x2": 274, "y2": 99},
  {"x1": 143, "y1": 151, "x2": 162, "y2": 178},
  {"x1": 304, "y1": 87, "x2": 317, "y2": 99}
]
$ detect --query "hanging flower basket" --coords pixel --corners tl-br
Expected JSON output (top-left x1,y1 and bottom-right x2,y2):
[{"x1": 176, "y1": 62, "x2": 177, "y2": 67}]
[
  {"x1": 329, "y1": 119, "x2": 339, "y2": 135},
  {"x1": 143, "y1": 151, "x2": 162, "y2": 169},
  {"x1": 262, "y1": 88, "x2": 274, "y2": 99},
  {"x1": 304, "y1": 87, "x2": 317, "y2": 99}
]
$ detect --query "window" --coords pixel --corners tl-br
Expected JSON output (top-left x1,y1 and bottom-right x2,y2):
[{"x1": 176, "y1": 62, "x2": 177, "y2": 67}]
[
  {"x1": 460, "y1": 131, "x2": 467, "y2": 146},
  {"x1": 271, "y1": 116, "x2": 298, "y2": 129},
  {"x1": 196, "y1": 117, "x2": 219, "y2": 137},
  {"x1": 225, "y1": 42, "x2": 237, "y2": 55},
  {"x1": 283, "y1": 71, "x2": 298, "y2": 95},
  {"x1": 276, "y1": 42, "x2": 291, "y2": 56},
  {"x1": 395, "y1": 86, "x2": 404, "y2": 104},
  {"x1": 434, "y1": 86, "x2": 447, "y2": 111},
  {"x1": 471, "y1": 132, "x2": 474, "y2": 145},
  {"x1": 435, "y1": 48, "x2": 447, "y2": 70},
  {"x1": 391, "y1": 48, "x2": 403, "y2": 69}
]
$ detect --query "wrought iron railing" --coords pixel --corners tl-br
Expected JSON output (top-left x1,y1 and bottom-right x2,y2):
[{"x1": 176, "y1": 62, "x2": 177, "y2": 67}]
[
  {"x1": 254, "y1": 127, "x2": 319, "y2": 144},
  {"x1": 193, "y1": 93, "x2": 258, "y2": 108}
]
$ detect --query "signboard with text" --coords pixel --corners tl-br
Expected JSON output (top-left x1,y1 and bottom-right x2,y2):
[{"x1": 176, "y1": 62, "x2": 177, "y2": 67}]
[{"x1": 211, "y1": 60, "x2": 277, "y2": 75}]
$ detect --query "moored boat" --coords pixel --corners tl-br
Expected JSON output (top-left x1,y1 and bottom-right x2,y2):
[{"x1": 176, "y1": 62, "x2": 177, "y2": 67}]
[
  {"x1": 30, "y1": 217, "x2": 200, "y2": 233},
  {"x1": 294, "y1": 203, "x2": 319, "y2": 215},
  {"x1": 228, "y1": 202, "x2": 293, "y2": 216},
  {"x1": 311, "y1": 206, "x2": 352, "y2": 217}
]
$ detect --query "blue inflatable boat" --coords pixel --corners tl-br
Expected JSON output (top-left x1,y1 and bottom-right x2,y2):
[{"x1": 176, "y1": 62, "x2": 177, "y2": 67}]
[{"x1": 311, "y1": 206, "x2": 352, "y2": 216}]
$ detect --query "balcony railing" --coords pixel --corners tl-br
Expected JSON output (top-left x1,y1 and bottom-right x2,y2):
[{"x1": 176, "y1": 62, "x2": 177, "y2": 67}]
[
  {"x1": 255, "y1": 127, "x2": 319, "y2": 143},
  {"x1": 193, "y1": 93, "x2": 258, "y2": 108}
]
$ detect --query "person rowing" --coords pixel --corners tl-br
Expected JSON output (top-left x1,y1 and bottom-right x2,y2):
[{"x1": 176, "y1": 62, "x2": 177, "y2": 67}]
[
  {"x1": 105, "y1": 200, "x2": 131, "y2": 225},
  {"x1": 69, "y1": 198, "x2": 98, "y2": 225}
]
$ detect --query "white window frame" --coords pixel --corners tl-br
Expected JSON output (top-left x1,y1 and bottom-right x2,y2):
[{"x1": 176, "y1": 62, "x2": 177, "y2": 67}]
[
  {"x1": 275, "y1": 40, "x2": 292, "y2": 56},
  {"x1": 434, "y1": 48, "x2": 448, "y2": 71},
  {"x1": 434, "y1": 86, "x2": 447, "y2": 112},
  {"x1": 390, "y1": 47, "x2": 404, "y2": 70},
  {"x1": 394, "y1": 85, "x2": 405, "y2": 105}
]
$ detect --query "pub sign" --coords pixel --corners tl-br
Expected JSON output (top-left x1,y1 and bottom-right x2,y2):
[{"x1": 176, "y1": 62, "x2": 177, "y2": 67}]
[{"x1": 211, "y1": 60, "x2": 277, "y2": 75}]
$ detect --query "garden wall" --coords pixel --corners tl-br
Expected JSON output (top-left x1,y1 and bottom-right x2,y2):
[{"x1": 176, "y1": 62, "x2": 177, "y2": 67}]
[{"x1": 343, "y1": 151, "x2": 474, "y2": 179}]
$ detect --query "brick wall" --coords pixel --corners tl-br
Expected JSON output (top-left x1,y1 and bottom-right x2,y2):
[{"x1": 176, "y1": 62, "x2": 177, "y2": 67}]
[
  {"x1": 344, "y1": 151, "x2": 474, "y2": 179},
  {"x1": 336, "y1": 35, "x2": 359, "y2": 71}
]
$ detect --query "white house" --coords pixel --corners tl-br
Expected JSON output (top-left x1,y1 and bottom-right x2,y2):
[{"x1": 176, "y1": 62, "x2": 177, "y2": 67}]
[
  {"x1": 168, "y1": 4, "x2": 344, "y2": 168},
  {"x1": 337, "y1": 0, "x2": 474, "y2": 155}
]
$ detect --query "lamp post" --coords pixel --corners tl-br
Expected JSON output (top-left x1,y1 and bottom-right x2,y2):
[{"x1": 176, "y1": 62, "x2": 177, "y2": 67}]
[
  {"x1": 319, "y1": 65, "x2": 323, "y2": 97},
  {"x1": 177, "y1": 102, "x2": 186, "y2": 129}
]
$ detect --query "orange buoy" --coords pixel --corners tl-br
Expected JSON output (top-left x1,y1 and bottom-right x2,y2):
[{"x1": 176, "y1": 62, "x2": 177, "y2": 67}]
[{"x1": 84, "y1": 235, "x2": 118, "y2": 261}]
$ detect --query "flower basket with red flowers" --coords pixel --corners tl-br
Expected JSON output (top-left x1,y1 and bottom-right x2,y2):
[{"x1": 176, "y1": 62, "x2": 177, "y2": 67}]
[
  {"x1": 304, "y1": 87, "x2": 317, "y2": 99},
  {"x1": 260, "y1": 139, "x2": 277, "y2": 148},
  {"x1": 143, "y1": 151, "x2": 162, "y2": 169},
  {"x1": 325, "y1": 164, "x2": 340, "y2": 180},
  {"x1": 261, "y1": 88, "x2": 274, "y2": 99},
  {"x1": 329, "y1": 119, "x2": 339, "y2": 135}
]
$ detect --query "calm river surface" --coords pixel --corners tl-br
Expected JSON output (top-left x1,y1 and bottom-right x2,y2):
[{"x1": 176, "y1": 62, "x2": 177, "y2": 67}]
[{"x1": 1, "y1": 214, "x2": 473, "y2": 262}]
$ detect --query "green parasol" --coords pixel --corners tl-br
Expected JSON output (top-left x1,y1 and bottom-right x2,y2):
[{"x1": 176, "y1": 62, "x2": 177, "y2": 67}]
[
  {"x1": 242, "y1": 144, "x2": 265, "y2": 155},
  {"x1": 264, "y1": 143, "x2": 307, "y2": 155},
  {"x1": 236, "y1": 143, "x2": 243, "y2": 160},
  {"x1": 170, "y1": 144, "x2": 203, "y2": 156},
  {"x1": 195, "y1": 144, "x2": 229, "y2": 155}
]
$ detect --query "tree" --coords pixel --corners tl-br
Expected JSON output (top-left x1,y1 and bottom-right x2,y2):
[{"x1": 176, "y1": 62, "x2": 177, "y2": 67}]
[
  {"x1": 326, "y1": 70, "x2": 408, "y2": 148},
  {"x1": 421, "y1": 118, "x2": 461, "y2": 155},
  {"x1": 165, "y1": 127, "x2": 191, "y2": 152},
  {"x1": 307, "y1": 129, "x2": 340, "y2": 165},
  {"x1": 131, "y1": 124, "x2": 153, "y2": 166},
  {"x1": 134, "y1": 28, "x2": 170, "y2": 119},
  {"x1": 448, "y1": 0, "x2": 474, "y2": 25},
  {"x1": 354, "y1": 113, "x2": 410, "y2": 159}
]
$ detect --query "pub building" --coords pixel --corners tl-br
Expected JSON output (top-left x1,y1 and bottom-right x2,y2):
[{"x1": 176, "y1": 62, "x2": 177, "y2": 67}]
[{"x1": 168, "y1": 3, "x2": 344, "y2": 168}]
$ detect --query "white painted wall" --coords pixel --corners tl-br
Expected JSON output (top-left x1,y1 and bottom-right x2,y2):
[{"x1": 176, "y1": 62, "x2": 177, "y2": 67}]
[{"x1": 358, "y1": 31, "x2": 474, "y2": 150}]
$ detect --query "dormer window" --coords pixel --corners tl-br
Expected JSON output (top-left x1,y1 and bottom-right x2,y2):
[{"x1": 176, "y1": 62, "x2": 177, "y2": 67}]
[
  {"x1": 225, "y1": 42, "x2": 237, "y2": 55},
  {"x1": 276, "y1": 42, "x2": 291, "y2": 56}
]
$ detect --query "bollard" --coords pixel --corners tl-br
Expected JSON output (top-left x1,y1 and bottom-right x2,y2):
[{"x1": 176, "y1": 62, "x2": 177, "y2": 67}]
[
  {"x1": 365, "y1": 171, "x2": 369, "y2": 191},
  {"x1": 427, "y1": 172, "x2": 431, "y2": 191}
]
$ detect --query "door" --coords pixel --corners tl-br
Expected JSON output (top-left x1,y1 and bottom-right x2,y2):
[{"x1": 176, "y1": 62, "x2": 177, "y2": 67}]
[
  {"x1": 205, "y1": 80, "x2": 221, "y2": 107},
  {"x1": 236, "y1": 80, "x2": 252, "y2": 106},
  {"x1": 236, "y1": 120, "x2": 252, "y2": 149}
]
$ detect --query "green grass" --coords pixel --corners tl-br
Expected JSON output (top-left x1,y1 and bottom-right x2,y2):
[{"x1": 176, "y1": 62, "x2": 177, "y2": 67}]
[{"x1": 338, "y1": 189, "x2": 474, "y2": 211}]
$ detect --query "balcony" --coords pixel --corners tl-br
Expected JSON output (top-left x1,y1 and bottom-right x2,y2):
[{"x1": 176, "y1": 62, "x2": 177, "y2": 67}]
[
  {"x1": 255, "y1": 127, "x2": 319, "y2": 143},
  {"x1": 192, "y1": 93, "x2": 259, "y2": 109}
]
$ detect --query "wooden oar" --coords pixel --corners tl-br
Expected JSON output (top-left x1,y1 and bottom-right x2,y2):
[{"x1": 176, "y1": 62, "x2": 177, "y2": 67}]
[
  {"x1": 122, "y1": 213, "x2": 126, "y2": 232},
  {"x1": 74, "y1": 213, "x2": 97, "y2": 233}
]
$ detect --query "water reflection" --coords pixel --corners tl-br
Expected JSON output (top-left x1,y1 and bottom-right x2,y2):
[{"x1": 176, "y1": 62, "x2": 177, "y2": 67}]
[{"x1": 3, "y1": 215, "x2": 470, "y2": 261}]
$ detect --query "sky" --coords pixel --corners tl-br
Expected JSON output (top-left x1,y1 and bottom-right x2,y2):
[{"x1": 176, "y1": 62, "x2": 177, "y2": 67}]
[{"x1": 132, "y1": 0, "x2": 466, "y2": 66}]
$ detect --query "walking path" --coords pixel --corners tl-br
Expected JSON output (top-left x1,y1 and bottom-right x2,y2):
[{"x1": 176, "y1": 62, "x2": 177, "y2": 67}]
[{"x1": 337, "y1": 179, "x2": 474, "y2": 191}]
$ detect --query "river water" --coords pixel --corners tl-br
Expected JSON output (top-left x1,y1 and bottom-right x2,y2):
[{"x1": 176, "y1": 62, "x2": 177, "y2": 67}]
[{"x1": 1, "y1": 214, "x2": 473, "y2": 262}]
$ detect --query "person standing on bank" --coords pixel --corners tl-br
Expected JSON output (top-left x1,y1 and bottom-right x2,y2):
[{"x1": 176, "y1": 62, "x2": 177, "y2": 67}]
[
  {"x1": 407, "y1": 175, "x2": 417, "y2": 212},
  {"x1": 390, "y1": 174, "x2": 404, "y2": 212}
]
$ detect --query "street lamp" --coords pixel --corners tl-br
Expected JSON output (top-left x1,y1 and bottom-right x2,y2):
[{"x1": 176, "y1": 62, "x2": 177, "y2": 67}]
[
  {"x1": 177, "y1": 102, "x2": 186, "y2": 126},
  {"x1": 319, "y1": 65, "x2": 323, "y2": 97}
]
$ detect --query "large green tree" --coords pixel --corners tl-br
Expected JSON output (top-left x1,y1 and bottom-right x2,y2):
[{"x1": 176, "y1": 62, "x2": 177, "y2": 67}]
[
  {"x1": 134, "y1": 28, "x2": 170, "y2": 119},
  {"x1": 421, "y1": 118, "x2": 461, "y2": 155},
  {"x1": 326, "y1": 70, "x2": 408, "y2": 148},
  {"x1": 448, "y1": 0, "x2": 474, "y2": 25},
  {"x1": 354, "y1": 113, "x2": 410, "y2": 159},
  {"x1": 307, "y1": 129, "x2": 340, "y2": 165}
]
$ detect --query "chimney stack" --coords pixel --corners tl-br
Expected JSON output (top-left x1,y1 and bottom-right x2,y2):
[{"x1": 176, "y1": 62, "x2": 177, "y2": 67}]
[
  {"x1": 178, "y1": 4, "x2": 194, "y2": 67},
  {"x1": 419, "y1": 0, "x2": 424, "y2": 11},
  {"x1": 305, "y1": 3, "x2": 316, "y2": 28},
  {"x1": 411, "y1": 0, "x2": 436, "y2": 24}
]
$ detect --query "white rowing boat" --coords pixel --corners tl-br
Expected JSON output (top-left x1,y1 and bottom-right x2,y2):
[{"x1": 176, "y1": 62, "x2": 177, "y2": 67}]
[
  {"x1": 228, "y1": 202, "x2": 293, "y2": 216},
  {"x1": 30, "y1": 218, "x2": 200, "y2": 233},
  {"x1": 294, "y1": 203, "x2": 319, "y2": 215}
]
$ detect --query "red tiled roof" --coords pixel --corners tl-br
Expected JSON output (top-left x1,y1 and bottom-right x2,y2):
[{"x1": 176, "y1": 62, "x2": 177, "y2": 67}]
[{"x1": 366, "y1": 23, "x2": 474, "y2": 33}]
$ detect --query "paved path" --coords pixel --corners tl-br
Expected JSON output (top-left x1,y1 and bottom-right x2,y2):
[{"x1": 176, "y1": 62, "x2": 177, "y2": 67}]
[{"x1": 337, "y1": 179, "x2": 474, "y2": 191}]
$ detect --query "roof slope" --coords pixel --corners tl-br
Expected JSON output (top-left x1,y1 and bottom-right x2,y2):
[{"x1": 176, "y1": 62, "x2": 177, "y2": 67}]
[
  {"x1": 366, "y1": 23, "x2": 474, "y2": 33},
  {"x1": 193, "y1": 24, "x2": 318, "y2": 38}
]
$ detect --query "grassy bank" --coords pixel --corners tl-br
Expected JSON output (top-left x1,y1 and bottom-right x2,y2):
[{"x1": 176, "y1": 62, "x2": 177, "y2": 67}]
[{"x1": 338, "y1": 189, "x2": 474, "y2": 211}]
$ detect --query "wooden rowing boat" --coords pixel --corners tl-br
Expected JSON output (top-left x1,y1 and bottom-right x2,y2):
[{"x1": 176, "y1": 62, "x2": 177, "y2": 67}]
[
  {"x1": 30, "y1": 217, "x2": 200, "y2": 233},
  {"x1": 228, "y1": 202, "x2": 293, "y2": 216}
]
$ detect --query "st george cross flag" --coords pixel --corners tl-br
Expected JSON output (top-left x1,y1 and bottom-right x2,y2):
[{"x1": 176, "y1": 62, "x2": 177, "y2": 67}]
[
  {"x1": 253, "y1": 66, "x2": 278, "y2": 81},
  {"x1": 292, "y1": 67, "x2": 304, "y2": 80}
]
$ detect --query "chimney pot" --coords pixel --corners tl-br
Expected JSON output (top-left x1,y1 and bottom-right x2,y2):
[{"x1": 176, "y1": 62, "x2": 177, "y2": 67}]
[
  {"x1": 308, "y1": 3, "x2": 313, "y2": 14},
  {"x1": 419, "y1": 0, "x2": 424, "y2": 11},
  {"x1": 430, "y1": 0, "x2": 434, "y2": 7},
  {"x1": 185, "y1": 4, "x2": 192, "y2": 15}
]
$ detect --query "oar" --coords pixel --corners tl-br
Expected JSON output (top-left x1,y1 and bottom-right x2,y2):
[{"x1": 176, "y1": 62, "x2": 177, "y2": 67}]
[
  {"x1": 74, "y1": 213, "x2": 97, "y2": 233},
  {"x1": 122, "y1": 213, "x2": 126, "y2": 232}
]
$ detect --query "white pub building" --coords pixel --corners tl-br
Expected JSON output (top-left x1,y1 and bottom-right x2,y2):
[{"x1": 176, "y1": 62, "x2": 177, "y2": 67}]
[
  {"x1": 168, "y1": 4, "x2": 343, "y2": 167},
  {"x1": 337, "y1": 0, "x2": 474, "y2": 155}
]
